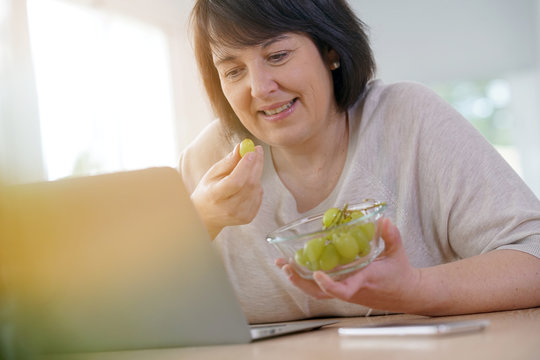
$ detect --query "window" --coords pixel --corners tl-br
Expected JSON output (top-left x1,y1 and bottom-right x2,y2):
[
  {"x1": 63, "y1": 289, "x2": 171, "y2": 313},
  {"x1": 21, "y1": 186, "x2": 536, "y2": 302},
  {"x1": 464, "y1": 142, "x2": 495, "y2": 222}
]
[
  {"x1": 433, "y1": 76, "x2": 540, "y2": 198},
  {"x1": 27, "y1": 0, "x2": 177, "y2": 180},
  {"x1": 434, "y1": 78, "x2": 521, "y2": 175}
]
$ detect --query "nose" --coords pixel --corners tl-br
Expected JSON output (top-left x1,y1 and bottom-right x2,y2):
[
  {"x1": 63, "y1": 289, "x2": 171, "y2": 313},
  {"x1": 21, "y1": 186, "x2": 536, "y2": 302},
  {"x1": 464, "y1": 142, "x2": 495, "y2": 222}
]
[{"x1": 249, "y1": 64, "x2": 278, "y2": 99}]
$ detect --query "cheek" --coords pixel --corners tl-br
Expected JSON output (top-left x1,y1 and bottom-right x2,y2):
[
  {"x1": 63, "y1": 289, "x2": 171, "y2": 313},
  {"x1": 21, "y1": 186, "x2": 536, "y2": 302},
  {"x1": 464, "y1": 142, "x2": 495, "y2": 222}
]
[
  {"x1": 221, "y1": 84, "x2": 256, "y2": 133},
  {"x1": 286, "y1": 64, "x2": 330, "y2": 103},
  {"x1": 306, "y1": 73, "x2": 334, "y2": 113},
  {"x1": 222, "y1": 83, "x2": 248, "y2": 115}
]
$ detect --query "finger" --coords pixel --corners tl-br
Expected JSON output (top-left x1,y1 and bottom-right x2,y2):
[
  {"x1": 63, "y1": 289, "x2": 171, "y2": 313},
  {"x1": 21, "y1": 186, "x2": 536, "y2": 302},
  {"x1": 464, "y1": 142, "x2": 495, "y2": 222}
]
[
  {"x1": 275, "y1": 258, "x2": 288, "y2": 268},
  {"x1": 242, "y1": 147, "x2": 264, "y2": 204},
  {"x1": 216, "y1": 146, "x2": 263, "y2": 198},
  {"x1": 246, "y1": 146, "x2": 264, "y2": 183},
  {"x1": 229, "y1": 145, "x2": 263, "y2": 182},
  {"x1": 379, "y1": 217, "x2": 403, "y2": 256},
  {"x1": 282, "y1": 264, "x2": 333, "y2": 300},
  {"x1": 204, "y1": 144, "x2": 241, "y2": 181},
  {"x1": 313, "y1": 270, "x2": 362, "y2": 301}
]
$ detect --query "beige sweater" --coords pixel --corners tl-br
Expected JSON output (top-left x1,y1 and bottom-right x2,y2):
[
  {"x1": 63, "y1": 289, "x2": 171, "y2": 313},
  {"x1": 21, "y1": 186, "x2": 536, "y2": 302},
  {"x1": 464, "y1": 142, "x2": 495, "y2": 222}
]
[{"x1": 179, "y1": 80, "x2": 540, "y2": 323}]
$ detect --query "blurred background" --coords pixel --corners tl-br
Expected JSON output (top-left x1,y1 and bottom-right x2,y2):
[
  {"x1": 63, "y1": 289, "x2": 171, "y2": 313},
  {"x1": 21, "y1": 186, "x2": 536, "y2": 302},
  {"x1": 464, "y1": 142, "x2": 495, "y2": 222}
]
[{"x1": 0, "y1": 0, "x2": 538, "y2": 197}]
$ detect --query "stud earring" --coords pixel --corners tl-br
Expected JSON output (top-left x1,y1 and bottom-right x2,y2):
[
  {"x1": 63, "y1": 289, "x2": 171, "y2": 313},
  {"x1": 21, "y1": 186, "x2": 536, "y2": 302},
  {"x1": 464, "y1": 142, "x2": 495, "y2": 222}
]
[{"x1": 330, "y1": 61, "x2": 340, "y2": 70}]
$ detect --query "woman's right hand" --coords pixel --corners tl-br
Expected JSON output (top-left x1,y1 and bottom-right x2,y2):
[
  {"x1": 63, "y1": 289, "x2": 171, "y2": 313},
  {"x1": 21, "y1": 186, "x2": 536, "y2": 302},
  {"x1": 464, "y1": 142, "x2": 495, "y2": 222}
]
[{"x1": 190, "y1": 143, "x2": 264, "y2": 239}]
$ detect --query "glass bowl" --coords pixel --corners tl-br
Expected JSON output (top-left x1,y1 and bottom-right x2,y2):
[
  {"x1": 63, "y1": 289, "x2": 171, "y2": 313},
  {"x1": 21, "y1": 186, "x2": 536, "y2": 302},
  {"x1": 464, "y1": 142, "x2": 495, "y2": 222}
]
[{"x1": 267, "y1": 199, "x2": 387, "y2": 279}]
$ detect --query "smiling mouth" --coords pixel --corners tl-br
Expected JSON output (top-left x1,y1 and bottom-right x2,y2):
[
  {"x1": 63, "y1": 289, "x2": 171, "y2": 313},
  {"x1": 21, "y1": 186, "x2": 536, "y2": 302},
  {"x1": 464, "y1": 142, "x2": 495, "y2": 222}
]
[{"x1": 262, "y1": 98, "x2": 297, "y2": 116}]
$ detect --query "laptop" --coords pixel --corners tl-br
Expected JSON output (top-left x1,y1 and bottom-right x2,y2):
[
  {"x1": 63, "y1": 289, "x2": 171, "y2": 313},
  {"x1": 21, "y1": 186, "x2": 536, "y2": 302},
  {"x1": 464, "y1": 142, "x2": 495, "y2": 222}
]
[{"x1": 0, "y1": 167, "x2": 336, "y2": 354}]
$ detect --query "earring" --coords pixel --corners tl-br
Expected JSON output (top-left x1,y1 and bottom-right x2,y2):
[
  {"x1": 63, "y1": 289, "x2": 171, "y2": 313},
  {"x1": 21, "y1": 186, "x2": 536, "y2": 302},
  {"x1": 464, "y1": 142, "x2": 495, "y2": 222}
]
[{"x1": 330, "y1": 61, "x2": 340, "y2": 70}]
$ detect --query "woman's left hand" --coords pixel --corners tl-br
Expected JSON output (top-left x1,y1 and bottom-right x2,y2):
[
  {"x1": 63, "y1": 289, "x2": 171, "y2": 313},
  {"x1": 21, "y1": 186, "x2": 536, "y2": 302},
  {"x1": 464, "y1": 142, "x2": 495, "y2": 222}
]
[{"x1": 276, "y1": 217, "x2": 422, "y2": 313}]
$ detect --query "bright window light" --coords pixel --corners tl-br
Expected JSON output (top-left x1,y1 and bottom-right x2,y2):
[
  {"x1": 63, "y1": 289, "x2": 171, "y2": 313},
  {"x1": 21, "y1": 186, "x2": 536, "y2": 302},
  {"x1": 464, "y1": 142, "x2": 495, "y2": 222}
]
[{"x1": 27, "y1": 0, "x2": 177, "y2": 180}]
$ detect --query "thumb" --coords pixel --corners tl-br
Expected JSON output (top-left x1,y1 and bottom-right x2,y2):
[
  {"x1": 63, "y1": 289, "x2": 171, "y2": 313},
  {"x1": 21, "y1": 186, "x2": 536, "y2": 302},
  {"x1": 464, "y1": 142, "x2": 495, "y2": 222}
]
[
  {"x1": 204, "y1": 144, "x2": 241, "y2": 181},
  {"x1": 379, "y1": 217, "x2": 403, "y2": 256}
]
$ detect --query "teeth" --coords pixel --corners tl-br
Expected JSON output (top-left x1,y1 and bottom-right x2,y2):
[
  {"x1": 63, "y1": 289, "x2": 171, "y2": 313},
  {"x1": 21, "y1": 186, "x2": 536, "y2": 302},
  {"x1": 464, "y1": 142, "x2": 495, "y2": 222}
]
[{"x1": 263, "y1": 100, "x2": 294, "y2": 116}]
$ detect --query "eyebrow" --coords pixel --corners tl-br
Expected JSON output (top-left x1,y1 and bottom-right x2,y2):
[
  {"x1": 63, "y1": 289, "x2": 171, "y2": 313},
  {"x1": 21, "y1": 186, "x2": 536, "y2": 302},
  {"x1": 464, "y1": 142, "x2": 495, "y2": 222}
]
[{"x1": 213, "y1": 34, "x2": 291, "y2": 67}]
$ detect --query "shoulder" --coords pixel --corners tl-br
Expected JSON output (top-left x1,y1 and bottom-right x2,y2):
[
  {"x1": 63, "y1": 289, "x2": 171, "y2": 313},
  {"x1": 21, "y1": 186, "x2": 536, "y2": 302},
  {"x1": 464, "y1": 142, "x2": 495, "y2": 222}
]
[
  {"x1": 177, "y1": 119, "x2": 236, "y2": 193},
  {"x1": 354, "y1": 79, "x2": 467, "y2": 137},
  {"x1": 362, "y1": 79, "x2": 451, "y2": 115}
]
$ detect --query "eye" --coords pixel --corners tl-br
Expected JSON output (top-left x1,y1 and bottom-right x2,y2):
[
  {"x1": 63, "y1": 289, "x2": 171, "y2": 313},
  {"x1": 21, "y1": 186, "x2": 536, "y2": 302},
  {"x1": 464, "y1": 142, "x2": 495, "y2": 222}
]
[
  {"x1": 267, "y1": 51, "x2": 290, "y2": 64},
  {"x1": 223, "y1": 67, "x2": 245, "y2": 81}
]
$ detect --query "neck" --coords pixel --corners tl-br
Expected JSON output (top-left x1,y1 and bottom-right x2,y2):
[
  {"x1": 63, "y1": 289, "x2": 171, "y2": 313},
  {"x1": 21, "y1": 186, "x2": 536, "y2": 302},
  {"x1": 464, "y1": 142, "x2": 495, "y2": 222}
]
[
  {"x1": 271, "y1": 111, "x2": 349, "y2": 212},
  {"x1": 272, "y1": 111, "x2": 348, "y2": 168}
]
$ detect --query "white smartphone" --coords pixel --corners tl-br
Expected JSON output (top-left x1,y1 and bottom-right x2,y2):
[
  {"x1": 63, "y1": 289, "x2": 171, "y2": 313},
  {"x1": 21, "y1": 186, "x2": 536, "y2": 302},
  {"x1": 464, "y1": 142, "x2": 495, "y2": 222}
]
[{"x1": 338, "y1": 319, "x2": 490, "y2": 336}]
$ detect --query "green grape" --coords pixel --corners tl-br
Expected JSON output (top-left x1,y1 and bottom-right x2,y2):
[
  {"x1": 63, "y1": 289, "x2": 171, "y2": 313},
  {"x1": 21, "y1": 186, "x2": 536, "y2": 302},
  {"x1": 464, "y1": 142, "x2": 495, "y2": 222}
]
[
  {"x1": 322, "y1": 207, "x2": 340, "y2": 229},
  {"x1": 359, "y1": 222, "x2": 375, "y2": 239},
  {"x1": 333, "y1": 232, "x2": 359, "y2": 259},
  {"x1": 303, "y1": 203, "x2": 380, "y2": 273},
  {"x1": 294, "y1": 248, "x2": 308, "y2": 267},
  {"x1": 303, "y1": 237, "x2": 325, "y2": 263},
  {"x1": 353, "y1": 227, "x2": 371, "y2": 257},
  {"x1": 351, "y1": 224, "x2": 368, "y2": 243},
  {"x1": 239, "y1": 138, "x2": 255, "y2": 157},
  {"x1": 339, "y1": 254, "x2": 357, "y2": 265},
  {"x1": 337, "y1": 204, "x2": 349, "y2": 225},
  {"x1": 350, "y1": 210, "x2": 365, "y2": 220},
  {"x1": 357, "y1": 240, "x2": 371, "y2": 257},
  {"x1": 306, "y1": 260, "x2": 320, "y2": 271},
  {"x1": 319, "y1": 243, "x2": 340, "y2": 271},
  {"x1": 341, "y1": 214, "x2": 352, "y2": 225},
  {"x1": 351, "y1": 223, "x2": 374, "y2": 257}
]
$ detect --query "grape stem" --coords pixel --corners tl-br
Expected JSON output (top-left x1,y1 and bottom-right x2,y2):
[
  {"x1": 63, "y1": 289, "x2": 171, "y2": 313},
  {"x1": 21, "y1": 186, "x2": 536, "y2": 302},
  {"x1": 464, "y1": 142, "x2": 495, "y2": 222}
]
[{"x1": 324, "y1": 201, "x2": 386, "y2": 230}]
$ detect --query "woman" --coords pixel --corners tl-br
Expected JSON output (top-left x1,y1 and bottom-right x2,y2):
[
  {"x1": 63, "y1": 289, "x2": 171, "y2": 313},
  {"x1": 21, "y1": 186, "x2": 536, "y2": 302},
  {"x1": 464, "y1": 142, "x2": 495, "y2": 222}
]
[{"x1": 179, "y1": 0, "x2": 540, "y2": 323}]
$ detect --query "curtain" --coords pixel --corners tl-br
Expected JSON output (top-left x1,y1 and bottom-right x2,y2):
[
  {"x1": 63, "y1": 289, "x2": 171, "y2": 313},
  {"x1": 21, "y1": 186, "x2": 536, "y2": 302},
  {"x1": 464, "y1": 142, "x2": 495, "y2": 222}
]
[
  {"x1": 1, "y1": 1, "x2": 44, "y2": 357},
  {"x1": 0, "y1": 0, "x2": 44, "y2": 184}
]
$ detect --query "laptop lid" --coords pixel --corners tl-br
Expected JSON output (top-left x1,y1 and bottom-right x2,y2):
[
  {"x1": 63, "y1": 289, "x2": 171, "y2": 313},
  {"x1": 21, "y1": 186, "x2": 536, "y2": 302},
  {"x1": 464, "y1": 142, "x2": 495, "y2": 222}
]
[
  {"x1": 249, "y1": 319, "x2": 338, "y2": 340},
  {"x1": 1, "y1": 167, "x2": 253, "y2": 354}
]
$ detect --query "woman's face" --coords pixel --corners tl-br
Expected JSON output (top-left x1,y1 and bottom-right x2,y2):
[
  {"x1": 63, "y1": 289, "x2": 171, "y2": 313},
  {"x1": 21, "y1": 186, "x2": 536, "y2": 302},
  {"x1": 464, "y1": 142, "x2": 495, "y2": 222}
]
[{"x1": 212, "y1": 32, "x2": 339, "y2": 148}]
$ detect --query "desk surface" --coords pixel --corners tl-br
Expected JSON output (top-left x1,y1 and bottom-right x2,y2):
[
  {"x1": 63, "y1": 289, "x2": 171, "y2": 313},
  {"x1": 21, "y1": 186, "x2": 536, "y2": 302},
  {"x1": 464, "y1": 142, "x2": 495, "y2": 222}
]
[{"x1": 46, "y1": 307, "x2": 540, "y2": 360}]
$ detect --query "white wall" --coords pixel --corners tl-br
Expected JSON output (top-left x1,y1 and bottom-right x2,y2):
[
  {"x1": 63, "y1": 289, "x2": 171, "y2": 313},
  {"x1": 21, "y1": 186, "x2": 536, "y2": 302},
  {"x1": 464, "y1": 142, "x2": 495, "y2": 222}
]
[{"x1": 350, "y1": 0, "x2": 538, "y2": 83}]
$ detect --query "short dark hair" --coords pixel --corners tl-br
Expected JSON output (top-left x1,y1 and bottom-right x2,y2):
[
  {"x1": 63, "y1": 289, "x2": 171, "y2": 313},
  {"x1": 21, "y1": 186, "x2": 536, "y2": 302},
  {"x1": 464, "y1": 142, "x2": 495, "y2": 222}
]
[{"x1": 190, "y1": 0, "x2": 376, "y2": 138}]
